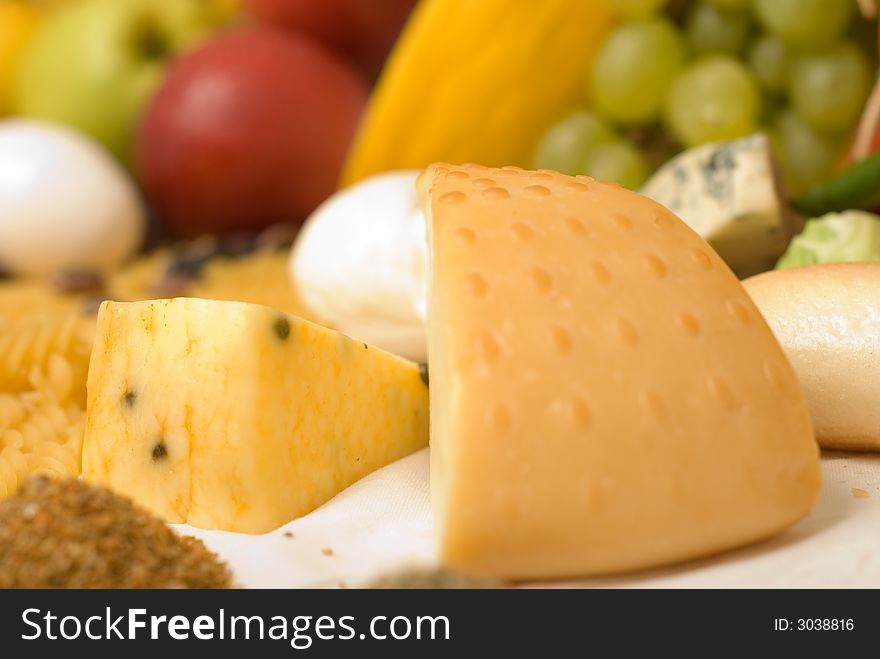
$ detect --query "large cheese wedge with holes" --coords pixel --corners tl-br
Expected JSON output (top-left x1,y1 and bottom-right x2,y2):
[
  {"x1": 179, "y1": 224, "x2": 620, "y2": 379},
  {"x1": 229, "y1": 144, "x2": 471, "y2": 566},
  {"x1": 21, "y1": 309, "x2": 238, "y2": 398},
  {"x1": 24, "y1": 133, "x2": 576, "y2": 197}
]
[
  {"x1": 82, "y1": 298, "x2": 429, "y2": 533},
  {"x1": 419, "y1": 163, "x2": 820, "y2": 580}
]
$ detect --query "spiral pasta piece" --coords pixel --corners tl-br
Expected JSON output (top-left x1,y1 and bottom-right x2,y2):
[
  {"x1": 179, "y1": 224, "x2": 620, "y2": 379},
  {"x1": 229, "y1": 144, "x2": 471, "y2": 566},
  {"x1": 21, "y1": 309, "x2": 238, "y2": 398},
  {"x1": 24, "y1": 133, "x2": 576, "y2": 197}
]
[
  {"x1": 0, "y1": 394, "x2": 25, "y2": 430},
  {"x1": 0, "y1": 351, "x2": 86, "y2": 498},
  {"x1": 26, "y1": 443, "x2": 80, "y2": 478},
  {"x1": 0, "y1": 279, "x2": 81, "y2": 318},
  {"x1": 0, "y1": 312, "x2": 94, "y2": 402},
  {"x1": 0, "y1": 445, "x2": 28, "y2": 498}
]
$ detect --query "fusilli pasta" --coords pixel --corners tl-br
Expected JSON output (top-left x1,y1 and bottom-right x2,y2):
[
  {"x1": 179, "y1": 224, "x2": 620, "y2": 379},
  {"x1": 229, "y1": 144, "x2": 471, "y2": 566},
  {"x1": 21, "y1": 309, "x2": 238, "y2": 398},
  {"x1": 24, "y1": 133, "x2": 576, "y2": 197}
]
[
  {"x1": 0, "y1": 353, "x2": 86, "y2": 498},
  {"x1": 0, "y1": 279, "x2": 82, "y2": 318},
  {"x1": 0, "y1": 311, "x2": 94, "y2": 400}
]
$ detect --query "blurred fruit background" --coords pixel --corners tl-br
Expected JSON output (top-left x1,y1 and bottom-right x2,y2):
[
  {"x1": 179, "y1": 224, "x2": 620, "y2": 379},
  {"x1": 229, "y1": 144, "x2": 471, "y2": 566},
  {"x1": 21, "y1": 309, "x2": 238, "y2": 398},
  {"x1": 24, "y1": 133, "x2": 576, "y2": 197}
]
[
  {"x1": 0, "y1": 0, "x2": 39, "y2": 115},
  {"x1": 0, "y1": 0, "x2": 418, "y2": 268},
  {"x1": 536, "y1": 0, "x2": 877, "y2": 194},
  {"x1": 0, "y1": 0, "x2": 879, "y2": 278}
]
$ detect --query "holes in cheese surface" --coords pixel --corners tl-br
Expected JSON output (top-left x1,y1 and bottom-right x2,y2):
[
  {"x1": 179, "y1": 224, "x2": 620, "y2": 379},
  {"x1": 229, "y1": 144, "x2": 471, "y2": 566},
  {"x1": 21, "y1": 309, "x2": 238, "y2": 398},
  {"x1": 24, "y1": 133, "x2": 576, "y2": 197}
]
[
  {"x1": 640, "y1": 389, "x2": 667, "y2": 421},
  {"x1": 675, "y1": 313, "x2": 701, "y2": 337},
  {"x1": 454, "y1": 227, "x2": 477, "y2": 246},
  {"x1": 725, "y1": 298, "x2": 752, "y2": 326},
  {"x1": 524, "y1": 185, "x2": 551, "y2": 197},
  {"x1": 511, "y1": 223, "x2": 534, "y2": 242},
  {"x1": 565, "y1": 217, "x2": 588, "y2": 237},
  {"x1": 439, "y1": 191, "x2": 467, "y2": 204},
  {"x1": 488, "y1": 405, "x2": 511, "y2": 433},
  {"x1": 611, "y1": 212, "x2": 633, "y2": 231},
  {"x1": 472, "y1": 332, "x2": 501, "y2": 366},
  {"x1": 463, "y1": 273, "x2": 488, "y2": 299},
  {"x1": 615, "y1": 318, "x2": 639, "y2": 347},
  {"x1": 483, "y1": 187, "x2": 510, "y2": 200},
  {"x1": 151, "y1": 441, "x2": 168, "y2": 463},
  {"x1": 654, "y1": 210, "x2": 676, "y2": 229},
  {"x1": 590, "y1": 261, "x2": 612, "y2": 285},
  {"x1": 643, "y1": 253, "x2": 668, "y2": 278},
  {"x1": 762, "y1": 359, "x2": 784, "y2": 389},
  {"x1": 549, "y1": 326, "x2": 573, "y2": 355},
  {"x1": 528, "y1": 268, "x2": 553, "y2": 294},
  {"x1": 548, "y1": 396, "x2": 591, "y2": 430},
  {"x1": 564, "y1": 181, "x2": 591, "y2": 193},
  {"x1": 273, "y1": 315, "x2": 291, "y2": 341},
  {"x1": 707, "y1": 375, "x2": 737, "y2": 410},
  {"x1": 420, "y1": 162, "x2": 819, "y2": 580},
  {"x1": 689, "y1": 248, "x2": 714, "y2": 270}
]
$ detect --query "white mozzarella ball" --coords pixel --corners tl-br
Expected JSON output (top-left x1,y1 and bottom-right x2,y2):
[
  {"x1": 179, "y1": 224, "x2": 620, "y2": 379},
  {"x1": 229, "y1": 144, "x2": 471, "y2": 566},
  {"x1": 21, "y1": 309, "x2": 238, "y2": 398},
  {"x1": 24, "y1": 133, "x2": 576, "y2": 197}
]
[
  {"x1": 0, "y1": 120, "x2": 145, "y2": 276},
  {"x1": 290, "y1": 170, "x2": 428, "y2": 362}
]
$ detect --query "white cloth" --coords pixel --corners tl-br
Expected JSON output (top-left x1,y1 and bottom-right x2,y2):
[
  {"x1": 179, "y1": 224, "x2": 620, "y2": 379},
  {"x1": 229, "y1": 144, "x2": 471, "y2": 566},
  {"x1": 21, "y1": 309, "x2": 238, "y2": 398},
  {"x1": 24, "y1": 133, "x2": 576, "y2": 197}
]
[{"x1": 180, "y1": 449, "x2": 880, "y2": 588}]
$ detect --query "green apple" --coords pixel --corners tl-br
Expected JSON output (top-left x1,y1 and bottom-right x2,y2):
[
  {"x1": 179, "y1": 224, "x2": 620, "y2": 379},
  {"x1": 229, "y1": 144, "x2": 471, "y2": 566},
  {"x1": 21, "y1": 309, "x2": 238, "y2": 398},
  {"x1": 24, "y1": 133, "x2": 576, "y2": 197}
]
[{"x1": 13, "y1": 0, "x2": 236, "y2": 163}]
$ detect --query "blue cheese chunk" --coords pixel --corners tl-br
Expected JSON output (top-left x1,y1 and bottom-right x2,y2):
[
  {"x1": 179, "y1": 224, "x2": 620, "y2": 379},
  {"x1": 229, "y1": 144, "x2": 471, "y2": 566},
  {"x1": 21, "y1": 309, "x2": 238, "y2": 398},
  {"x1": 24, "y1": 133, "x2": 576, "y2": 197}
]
[{"x1": 641, "y1": 133, "x2": 794, "y2": 277}]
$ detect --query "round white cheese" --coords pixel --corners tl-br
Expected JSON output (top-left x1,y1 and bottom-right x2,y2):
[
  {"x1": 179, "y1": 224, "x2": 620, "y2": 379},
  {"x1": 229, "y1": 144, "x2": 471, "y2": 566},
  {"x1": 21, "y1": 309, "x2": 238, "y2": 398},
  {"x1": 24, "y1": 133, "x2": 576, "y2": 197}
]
[
  {"x1": 0, "y1": 119, "x2": 145, "y2": 276},
  {"x1": 290, "y1": 170, "x2": 428, "y2": 362}
]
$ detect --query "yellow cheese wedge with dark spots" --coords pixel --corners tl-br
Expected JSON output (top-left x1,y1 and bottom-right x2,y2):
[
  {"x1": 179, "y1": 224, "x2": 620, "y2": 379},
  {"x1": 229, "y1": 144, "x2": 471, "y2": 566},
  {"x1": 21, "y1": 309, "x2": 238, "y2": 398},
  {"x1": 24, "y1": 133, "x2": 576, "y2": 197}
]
[
  {"x1": 419, "y1": 163, "x2": 820, "y2": 580},
  {"x1": 83, "y1": 298, "x2": 429, "y2": 534}
]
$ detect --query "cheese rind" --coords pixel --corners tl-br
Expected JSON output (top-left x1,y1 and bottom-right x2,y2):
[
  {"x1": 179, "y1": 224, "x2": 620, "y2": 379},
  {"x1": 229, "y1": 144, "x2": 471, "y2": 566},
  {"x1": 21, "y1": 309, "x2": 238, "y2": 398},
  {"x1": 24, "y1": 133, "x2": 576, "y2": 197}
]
[
  {"x1": 421, "y1": 163, "x2": 819, "y2": 579},
  {"x1": 83, "y1": 298, "x2": 429, "y2": 533}
]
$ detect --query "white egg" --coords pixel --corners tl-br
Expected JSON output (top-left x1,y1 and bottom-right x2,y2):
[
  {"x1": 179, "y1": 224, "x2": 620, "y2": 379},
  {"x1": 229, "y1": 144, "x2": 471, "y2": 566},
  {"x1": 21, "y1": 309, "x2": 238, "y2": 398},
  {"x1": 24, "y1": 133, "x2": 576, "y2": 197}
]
[
  {"x1": 0, "y1": 119, "x2": 145, "y2": 276},
  {"x1": 290, "y1": 170, "x2": 428, "y2": 362}
]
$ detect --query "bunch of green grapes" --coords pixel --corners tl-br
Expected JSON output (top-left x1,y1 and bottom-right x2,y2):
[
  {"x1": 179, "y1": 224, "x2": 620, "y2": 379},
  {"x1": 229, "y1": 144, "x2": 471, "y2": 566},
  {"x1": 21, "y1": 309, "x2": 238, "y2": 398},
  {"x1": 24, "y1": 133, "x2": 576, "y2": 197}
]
[{"x1": 533, "y1": 0, "x2": 875, "y2": 194}]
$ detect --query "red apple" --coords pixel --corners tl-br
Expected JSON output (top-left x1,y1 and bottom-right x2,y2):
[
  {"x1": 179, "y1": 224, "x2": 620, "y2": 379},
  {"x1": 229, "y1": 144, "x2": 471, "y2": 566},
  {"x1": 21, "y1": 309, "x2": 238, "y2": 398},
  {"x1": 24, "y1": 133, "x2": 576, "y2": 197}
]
[
  {"x1": 244, "y1": 0, "x2": 417, "y2": 80},
  {"x1": 136, "y1": 27, "x2": 368, "y2": 237}
]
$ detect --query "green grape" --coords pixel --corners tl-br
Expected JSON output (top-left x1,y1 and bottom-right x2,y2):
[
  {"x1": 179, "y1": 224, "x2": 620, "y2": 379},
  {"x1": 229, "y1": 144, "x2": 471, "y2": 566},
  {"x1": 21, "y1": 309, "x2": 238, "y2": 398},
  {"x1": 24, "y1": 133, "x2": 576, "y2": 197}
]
[
  {"x1": 664, "y1": 56, "x2": 760, "y2": 147},
  {"x1": 759, "y1": 92, "x2": 784, "y2": 124},
  {"x1": 849, "y1": 9, "x2": 880, "y2": 57},
  {"x1": 788, "y1": 42, "x2": 870, "y2": 133},
  {"x1": 685, "y1": 3, "x2": 752, "y2": 56},
  {"x1": 705, "y1": 0, "x2": 750, "y2": 9},
  {"x1": 753, "y1": 0, "x2": 853, "y2": 48},
  {"x1": 747, "y1": 34, "x2": 788, "y2": 94},
  {"x1": 533, "y1": 110, "x2": 616, "y2": 175},
  {"x1": 582, "y1": 140, "x2": 650, "y2": 189},
  {"x1": 589, "y1": 18, "x2": 685, "y2": 126},
  {"x1": 609, "y1": 0, "x2": 666, "y2": 21},
  {"x1": 771, "y1": 108, "x2": 843, "y2": 195}
]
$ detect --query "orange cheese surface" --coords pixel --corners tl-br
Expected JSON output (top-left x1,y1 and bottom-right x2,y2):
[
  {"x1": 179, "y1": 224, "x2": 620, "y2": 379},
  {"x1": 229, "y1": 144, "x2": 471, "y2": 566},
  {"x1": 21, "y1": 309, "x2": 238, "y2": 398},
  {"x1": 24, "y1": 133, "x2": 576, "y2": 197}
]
[{"x1": 420, "y1": 164, "x2": 820, "y2": 580}]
